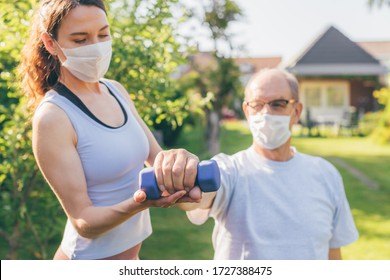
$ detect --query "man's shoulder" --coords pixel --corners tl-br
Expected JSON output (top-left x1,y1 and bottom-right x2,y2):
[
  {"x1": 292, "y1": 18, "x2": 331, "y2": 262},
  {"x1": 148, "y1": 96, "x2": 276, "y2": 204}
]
[
  {"x1": 212, "y1": 148, "x2": 250, "y2": 164},
  {"x1": 296, "y1": 151, "x2": 340, "y2": 176},
  {"x1": 211, "y1": 149, "x2": 251, "y2": 176}
]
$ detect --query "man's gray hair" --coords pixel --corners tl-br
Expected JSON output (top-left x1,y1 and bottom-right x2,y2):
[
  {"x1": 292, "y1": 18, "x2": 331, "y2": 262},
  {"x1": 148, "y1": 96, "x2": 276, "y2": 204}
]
[{"x1": 245, "y1": 68, "x2": 300, "y2": 101}]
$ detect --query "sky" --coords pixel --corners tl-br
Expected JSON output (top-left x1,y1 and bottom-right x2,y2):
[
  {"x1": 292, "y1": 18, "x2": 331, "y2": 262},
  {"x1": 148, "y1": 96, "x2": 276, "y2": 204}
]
[{"x1": 188, "y1": 0, "x2": 390, "y2": 64}]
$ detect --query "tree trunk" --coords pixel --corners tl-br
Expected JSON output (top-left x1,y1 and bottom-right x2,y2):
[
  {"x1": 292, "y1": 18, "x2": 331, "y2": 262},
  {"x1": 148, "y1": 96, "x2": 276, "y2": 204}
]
[
  {"x1": 6, "y1": 224, "x2": 20, "y2": 260},
  {"x1": 206, "y1": 110, "x2": 220, "y2": 156}
]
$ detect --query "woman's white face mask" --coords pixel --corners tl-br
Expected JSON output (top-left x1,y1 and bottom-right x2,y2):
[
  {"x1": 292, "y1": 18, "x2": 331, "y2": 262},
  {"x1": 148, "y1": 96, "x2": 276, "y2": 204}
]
[
  {"x1": 248, "y1": 113, "x2": 292, "y2": 150},
  {"x1": 55, "y1": 39, "x2": 112, "y2": 83}
]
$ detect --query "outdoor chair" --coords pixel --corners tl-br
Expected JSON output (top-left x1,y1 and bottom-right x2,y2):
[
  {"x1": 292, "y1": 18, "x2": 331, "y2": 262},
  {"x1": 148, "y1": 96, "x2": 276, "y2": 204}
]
[{"x1": 336, "y1": 107, "x2": 360, "y2": 136}]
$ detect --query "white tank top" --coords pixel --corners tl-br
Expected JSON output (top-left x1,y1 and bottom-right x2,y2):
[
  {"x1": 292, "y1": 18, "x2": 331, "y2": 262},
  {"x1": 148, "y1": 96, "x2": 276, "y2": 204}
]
[{"x1": 38, "y1": 79, "x2": 152, "y2": 259}]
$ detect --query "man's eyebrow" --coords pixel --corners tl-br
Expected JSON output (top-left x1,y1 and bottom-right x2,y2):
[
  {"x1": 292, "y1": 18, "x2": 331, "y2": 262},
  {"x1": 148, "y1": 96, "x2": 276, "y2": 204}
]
[{"x1": 69, "y1": 25, "x2": 109, "y2": 36}]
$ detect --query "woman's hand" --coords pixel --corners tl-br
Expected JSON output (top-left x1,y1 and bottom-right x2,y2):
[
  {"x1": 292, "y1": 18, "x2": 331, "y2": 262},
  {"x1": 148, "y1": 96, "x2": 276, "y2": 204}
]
[{"x1": 133, "y1": 187, "x2": 202, "y2": 207}]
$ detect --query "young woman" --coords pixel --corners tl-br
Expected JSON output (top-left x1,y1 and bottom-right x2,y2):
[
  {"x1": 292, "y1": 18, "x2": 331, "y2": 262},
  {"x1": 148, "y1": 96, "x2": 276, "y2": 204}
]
[{"x1": 19, "y1": 0, "x2": 201, "y2": 260}]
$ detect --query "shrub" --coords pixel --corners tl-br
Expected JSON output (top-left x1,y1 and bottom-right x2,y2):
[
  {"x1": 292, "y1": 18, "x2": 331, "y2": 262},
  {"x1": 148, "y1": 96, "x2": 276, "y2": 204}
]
[
  {"x1": 371, "y1": 87, "x2": 390, "y2": 144},
  {"x1": 0, "y1": 100, "x2": 64, "y2": 259}
]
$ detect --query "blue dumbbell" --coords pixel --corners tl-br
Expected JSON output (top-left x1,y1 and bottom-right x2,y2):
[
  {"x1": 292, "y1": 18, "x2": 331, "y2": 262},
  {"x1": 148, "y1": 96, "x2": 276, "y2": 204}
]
[{"x1": 139, "y1": 160, "x2": 221, "y2": 200}]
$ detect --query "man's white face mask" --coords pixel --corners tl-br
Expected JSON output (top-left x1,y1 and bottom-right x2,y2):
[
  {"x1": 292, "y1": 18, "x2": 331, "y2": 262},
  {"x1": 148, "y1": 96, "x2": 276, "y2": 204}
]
[
  {"x1": 55, "y1": 39, "x2": 112, "y2": 83},
  {"x1": 248, "y1": 113, "x2": 291, "y2": 150}
]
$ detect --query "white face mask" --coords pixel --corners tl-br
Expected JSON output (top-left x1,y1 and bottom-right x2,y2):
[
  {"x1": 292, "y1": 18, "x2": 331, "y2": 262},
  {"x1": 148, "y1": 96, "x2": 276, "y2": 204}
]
[
  {"x1": 248, "y1": 113, "x2": 291, "y2": 150},
  {"x1": 57, "y1": 40, "x2": 112, "y2": 83}
]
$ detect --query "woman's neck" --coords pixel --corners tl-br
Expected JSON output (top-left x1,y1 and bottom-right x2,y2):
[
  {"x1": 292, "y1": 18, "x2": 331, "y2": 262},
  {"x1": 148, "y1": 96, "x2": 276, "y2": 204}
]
[{"x1": 58, "y1": 71, "x2": 102, "y2": 96}]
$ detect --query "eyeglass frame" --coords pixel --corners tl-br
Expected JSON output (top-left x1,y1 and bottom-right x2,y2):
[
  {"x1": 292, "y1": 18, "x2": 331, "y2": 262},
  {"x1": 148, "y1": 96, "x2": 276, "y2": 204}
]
[{"x1": 244, "y1": 98, "x2": 297, "y2": 114}]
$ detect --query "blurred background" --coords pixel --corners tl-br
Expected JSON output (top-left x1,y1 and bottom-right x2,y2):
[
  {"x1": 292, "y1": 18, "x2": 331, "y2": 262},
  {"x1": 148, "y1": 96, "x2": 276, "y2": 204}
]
[{"x1": 0, "y1": 0, "x2": 389, "y2": 259}]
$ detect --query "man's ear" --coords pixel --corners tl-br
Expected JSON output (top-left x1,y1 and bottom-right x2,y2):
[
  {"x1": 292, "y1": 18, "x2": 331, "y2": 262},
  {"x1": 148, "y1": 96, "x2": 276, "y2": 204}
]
[
  {"x1": 242, "y1": 101, "x2": 250, "y2": 121},
  {"x1": 41, "y1": 32, "x2": 57, "y2": 56},
  {"x1": 293, "y1": 102, "x2": 303, "y2": 124}
]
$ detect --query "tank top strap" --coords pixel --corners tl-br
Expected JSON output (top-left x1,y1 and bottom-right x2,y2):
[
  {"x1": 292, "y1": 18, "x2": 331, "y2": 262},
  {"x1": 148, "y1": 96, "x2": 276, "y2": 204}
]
[{"x1": 99, "y1": 79, "x2": 131, "y2": 113}]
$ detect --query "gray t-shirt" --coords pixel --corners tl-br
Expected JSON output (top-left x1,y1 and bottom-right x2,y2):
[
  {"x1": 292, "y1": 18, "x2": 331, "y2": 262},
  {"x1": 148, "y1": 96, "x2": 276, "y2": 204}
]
[
  {"x1": 187, "y1": 146, "x2": 359, "y2": 259},
  {"x1": 38, "y1": 80, "x2": 152, "y2": 259}
]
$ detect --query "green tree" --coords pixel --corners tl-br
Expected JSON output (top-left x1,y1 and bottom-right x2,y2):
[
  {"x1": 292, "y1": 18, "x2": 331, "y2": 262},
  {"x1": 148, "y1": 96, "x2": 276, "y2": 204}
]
[
  {"x1": 107, "y1": 0, "x2": 193, "y2": 146},
  {"x1": 182, "y1": 0, "x2": 243, "y2": 155}
]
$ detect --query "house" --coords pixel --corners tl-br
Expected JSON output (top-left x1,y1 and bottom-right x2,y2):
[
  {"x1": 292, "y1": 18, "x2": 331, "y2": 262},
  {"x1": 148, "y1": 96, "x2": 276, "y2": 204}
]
[
  {"x1": 286, "y1": 26, "x2": 388, "y2": 126},
  {"x1": 358, "y1": 40, "x2": 390, "y2": 84}
]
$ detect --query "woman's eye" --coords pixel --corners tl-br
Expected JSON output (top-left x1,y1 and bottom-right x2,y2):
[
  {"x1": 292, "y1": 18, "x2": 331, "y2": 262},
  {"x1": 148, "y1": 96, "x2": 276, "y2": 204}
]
[{"x1": 74, "y1": 39, "x2": 86, "y2": 44}]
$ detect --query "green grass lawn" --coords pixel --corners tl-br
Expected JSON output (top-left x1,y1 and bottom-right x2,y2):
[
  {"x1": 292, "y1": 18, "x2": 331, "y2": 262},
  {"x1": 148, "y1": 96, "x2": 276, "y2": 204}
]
[{"x1": 140, "y1": 120, "x2": 390, "y2": 260}]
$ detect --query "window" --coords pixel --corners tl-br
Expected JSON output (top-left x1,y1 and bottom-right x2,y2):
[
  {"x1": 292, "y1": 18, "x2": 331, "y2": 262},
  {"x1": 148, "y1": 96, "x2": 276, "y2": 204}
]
[
  {"x1": 301, "y1": 81, "x2": 349, "y2": 108},
  {"x1": 326, "y1": 86, "x2": 345, "y2": 106},
  {"x1": 300, "y1": 81, "x2": 350, "y2": 124},
  {"x1": 304, "y1": 87, "x2": 321, "y2": 106}
]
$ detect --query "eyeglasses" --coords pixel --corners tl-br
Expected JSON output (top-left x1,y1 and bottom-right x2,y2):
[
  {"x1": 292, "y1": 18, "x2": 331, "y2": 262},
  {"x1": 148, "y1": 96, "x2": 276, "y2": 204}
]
[{"x1": 245, "y1": 99, "x2": 296, "y2": 113}]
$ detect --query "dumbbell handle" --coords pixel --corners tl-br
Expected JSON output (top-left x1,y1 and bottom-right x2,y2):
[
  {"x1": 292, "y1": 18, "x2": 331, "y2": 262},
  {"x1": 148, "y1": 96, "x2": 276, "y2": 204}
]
[{"x1": 139, "y1": 160, "x2": 221, "y2": 200}]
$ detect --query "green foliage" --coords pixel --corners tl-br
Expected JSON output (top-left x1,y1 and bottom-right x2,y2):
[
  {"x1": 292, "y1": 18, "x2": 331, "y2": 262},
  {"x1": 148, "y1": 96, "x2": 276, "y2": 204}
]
[
  {"x1": 0, "y1": 100, "x2": 64, "y2": 259},
  {"x1": 203, "y1": 0, "x2": 243, "y2": 47},
  {"x1": 359, "y1": 111, "x2": 384, "y2": 136},
  {"x1": 210, "y1": 56, "x2": 242, "y2": 111},
  {"x1": 373, "y1": 87, "x2": 390, "y2": 105},
  {"x1": 0, "y1": 0, "x2": 64, "y2": 260},
  {"x1": 0, "y1": 0, "x2": 38, "y2": 120},
  {"x1": 198, "y1": 0, "x2": 243, "y2": 100},
  {"x1": 371, "y1": 87, "x2": 390, "y2": 144},
  {"x1": 106, "y1": 0, "x2": 193, "y2": 146},
  {"x1": 180, "y1": 0, "x2": 243, "y2": 154}
]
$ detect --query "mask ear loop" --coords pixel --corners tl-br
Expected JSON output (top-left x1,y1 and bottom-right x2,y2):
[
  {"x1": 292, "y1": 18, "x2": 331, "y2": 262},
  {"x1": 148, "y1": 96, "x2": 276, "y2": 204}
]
[{"x1": 45, "y1": 32, "x2": 66, "y2": 63}]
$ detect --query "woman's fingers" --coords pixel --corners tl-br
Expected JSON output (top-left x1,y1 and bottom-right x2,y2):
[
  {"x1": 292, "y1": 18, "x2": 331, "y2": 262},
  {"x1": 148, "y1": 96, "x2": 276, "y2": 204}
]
[{"x1": 133, "y1": 190, "x2": 146, "y2": 203}]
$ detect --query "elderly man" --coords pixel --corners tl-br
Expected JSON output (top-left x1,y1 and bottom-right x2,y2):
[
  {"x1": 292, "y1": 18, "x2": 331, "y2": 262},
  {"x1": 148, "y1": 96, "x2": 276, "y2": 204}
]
[{"x1": 179, "y1": 68, "x2": 359, "y2": 260}]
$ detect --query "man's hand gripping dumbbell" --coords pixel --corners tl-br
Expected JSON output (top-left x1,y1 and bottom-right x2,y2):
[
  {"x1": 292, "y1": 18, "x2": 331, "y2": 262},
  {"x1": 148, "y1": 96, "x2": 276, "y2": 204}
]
[{"x1": 134, "y1": 160, "x2": 221, "y2": 203}]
